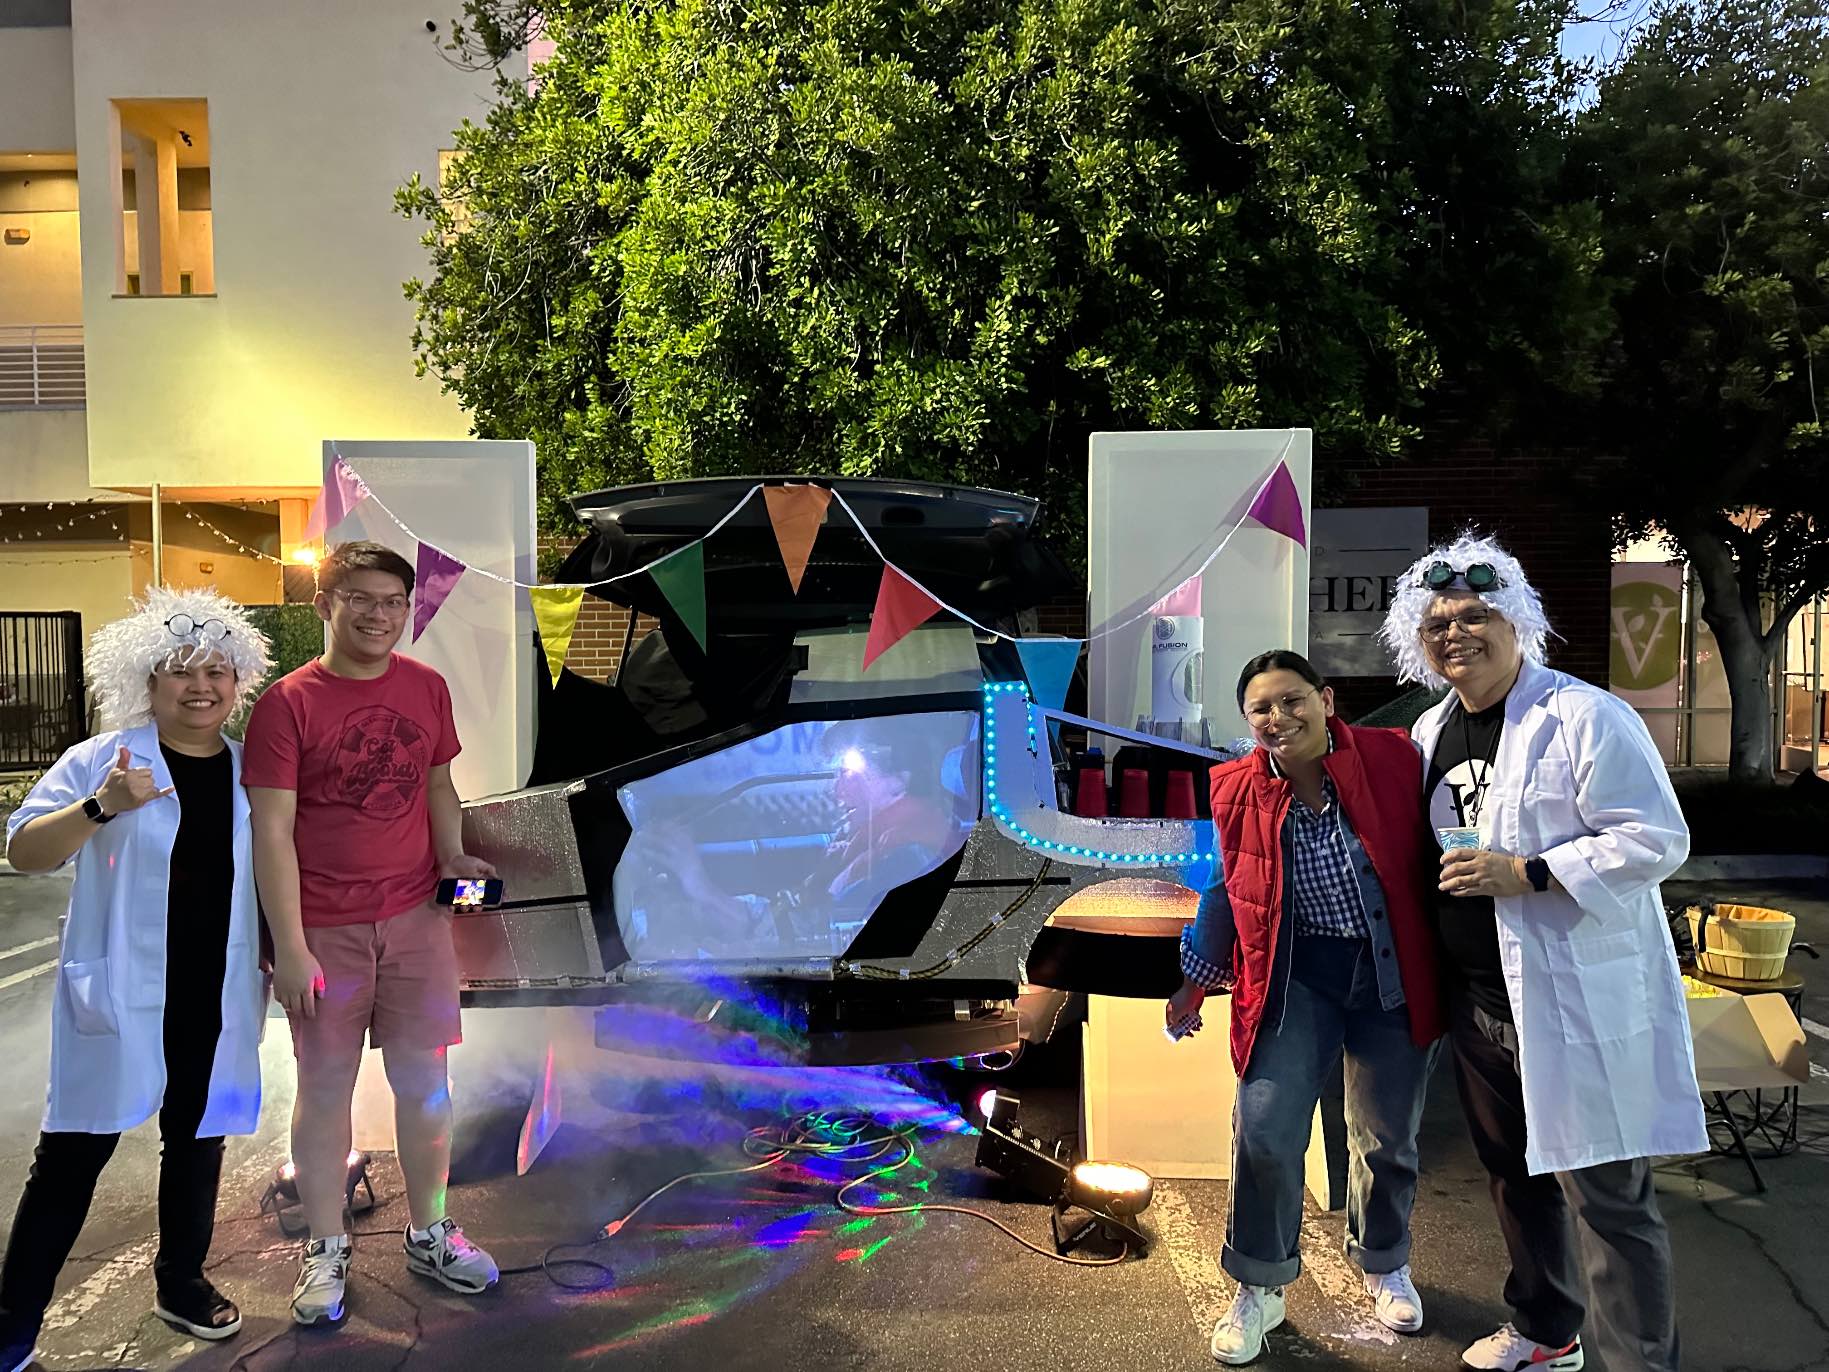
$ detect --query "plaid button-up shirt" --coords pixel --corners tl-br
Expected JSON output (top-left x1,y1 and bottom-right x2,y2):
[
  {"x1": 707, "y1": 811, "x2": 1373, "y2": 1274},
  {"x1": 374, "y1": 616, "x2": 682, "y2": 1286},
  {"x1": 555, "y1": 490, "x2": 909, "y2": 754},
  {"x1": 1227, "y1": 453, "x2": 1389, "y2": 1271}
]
[{"x1": 1284, "y1": 777, "x2": 1373, "y2": 939}]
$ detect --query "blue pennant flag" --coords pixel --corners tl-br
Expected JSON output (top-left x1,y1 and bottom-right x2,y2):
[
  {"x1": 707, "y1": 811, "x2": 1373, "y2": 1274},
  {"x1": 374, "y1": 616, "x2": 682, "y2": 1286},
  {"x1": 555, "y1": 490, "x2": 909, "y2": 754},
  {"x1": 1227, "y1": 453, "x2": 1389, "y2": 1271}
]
[{"x1": 1014, "y1": 638, "x2": 1081, "y2": 713}]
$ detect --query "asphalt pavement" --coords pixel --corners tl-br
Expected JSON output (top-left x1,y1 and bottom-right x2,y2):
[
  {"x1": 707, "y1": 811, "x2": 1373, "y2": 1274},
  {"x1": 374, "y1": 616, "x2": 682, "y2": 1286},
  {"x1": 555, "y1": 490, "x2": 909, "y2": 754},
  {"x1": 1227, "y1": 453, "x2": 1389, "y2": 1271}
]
[{"x1": 0, "y1": 872, "x2": 1823, "y2": 1372}]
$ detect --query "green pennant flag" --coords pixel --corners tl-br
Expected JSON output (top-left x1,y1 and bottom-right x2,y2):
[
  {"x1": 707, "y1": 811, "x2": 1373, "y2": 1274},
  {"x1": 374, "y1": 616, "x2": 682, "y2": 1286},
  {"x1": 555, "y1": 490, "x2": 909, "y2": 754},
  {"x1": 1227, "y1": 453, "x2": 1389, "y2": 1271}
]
[{"x1": 650, "y1": 541, "x2": 707, "y2": 650}]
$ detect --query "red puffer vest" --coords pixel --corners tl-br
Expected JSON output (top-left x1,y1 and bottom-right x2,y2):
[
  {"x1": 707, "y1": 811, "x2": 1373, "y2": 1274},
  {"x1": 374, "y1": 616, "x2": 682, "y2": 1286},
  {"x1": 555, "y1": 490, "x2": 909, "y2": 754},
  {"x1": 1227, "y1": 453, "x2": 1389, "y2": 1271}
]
[{"x1": 1209, "y1": 718, "x2": 1445, "y2": 1075}]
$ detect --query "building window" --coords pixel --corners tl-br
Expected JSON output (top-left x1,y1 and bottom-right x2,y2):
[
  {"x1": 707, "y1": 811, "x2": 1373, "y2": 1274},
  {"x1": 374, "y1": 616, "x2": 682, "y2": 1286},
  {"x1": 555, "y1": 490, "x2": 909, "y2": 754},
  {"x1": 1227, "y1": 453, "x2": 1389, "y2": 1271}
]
[{"x1": 112, "y1": 98, "x2": 214, "y2": 297}]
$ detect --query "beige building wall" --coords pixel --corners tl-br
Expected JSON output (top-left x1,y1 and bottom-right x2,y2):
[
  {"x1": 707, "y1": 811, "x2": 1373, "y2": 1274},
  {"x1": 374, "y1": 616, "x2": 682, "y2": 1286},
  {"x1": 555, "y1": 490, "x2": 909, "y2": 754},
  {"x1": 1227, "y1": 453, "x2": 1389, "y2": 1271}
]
[
  {"x1": 0, "y1": 27, "x2": 76, "y2": 153},
  {"x1": 0, "y1": 546, "x2": 134, "y2": 644},
  {"x1": 68, "y1": 0, "x2": 508, "y2": 495},
  {"x1": 0, "y1": 411, "x2": 99, "y2": 500},
  {"x1": 0, "y1": 171, "x2": 82, "y2": 325}
]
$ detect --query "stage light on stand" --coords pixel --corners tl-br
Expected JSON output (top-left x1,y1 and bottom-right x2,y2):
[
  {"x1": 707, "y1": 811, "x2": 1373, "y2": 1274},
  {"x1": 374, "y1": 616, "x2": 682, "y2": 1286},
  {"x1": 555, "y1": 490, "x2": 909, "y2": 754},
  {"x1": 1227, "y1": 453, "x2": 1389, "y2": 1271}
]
[
  {"x1": 972, "y1": 1092, "x2": 1152, "y2": 1257},
  {"x1": 975, "y1": 1088, "x2": 999, "y2": 1119},
  {"x1": 259, "y1": 1151, "x2": 377, "y2": 1235}
]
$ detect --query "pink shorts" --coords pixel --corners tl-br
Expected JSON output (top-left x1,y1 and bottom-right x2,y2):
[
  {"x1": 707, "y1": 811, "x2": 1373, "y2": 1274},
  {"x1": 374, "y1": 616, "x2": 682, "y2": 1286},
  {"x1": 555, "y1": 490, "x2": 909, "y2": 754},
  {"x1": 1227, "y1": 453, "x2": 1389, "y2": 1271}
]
[{"x1": 289, "y1": 901, "x2": 462, "y2": 1059}]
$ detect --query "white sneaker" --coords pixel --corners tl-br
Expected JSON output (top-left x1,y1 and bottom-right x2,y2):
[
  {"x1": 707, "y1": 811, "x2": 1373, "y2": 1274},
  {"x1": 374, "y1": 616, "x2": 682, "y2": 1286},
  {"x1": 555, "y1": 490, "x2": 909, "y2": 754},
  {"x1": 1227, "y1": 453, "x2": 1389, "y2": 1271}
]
[
  {"x1": 1461, "y1": 1323, "x2": 1584, "y2": 1370},
  {"x1": 403, "y1": 1217, "x2": 499, "y2": 1294},
  {"x1": 1209, "y1": 1283, "x2": 1286, "y2": 1365},
  {"x1": 291, "y1": 1234, "x2": 351, "y2": 1326},
  {"x1": 1363, "y1": 1263, "x2": 1424, "y2": 1333}
]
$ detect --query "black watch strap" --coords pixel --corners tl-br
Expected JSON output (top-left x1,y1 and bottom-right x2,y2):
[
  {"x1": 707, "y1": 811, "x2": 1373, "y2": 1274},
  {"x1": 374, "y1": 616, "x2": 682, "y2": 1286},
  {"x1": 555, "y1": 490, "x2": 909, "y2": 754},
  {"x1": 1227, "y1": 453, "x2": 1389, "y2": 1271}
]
[
  {"x1": 1525, "y1": 857, "x2": 1550, "y2": 892},
  {"x1": 82, "y1": 795, "x2": 114, "y2": 825}
]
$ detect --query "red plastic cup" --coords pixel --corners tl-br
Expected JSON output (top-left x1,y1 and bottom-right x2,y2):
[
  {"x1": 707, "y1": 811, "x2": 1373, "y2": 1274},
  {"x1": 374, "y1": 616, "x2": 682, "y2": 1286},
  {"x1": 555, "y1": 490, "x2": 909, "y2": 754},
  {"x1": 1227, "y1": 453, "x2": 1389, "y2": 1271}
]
[
  {"x1": 1165, "y1": 772, "x2": 1197, "y2": 819},
  {"x1": 1119, "y1": 768, "x2": 1150, "y2": 818},
  {"x1": 1074, "y1": 765, "x2": 1108, "y2": 817}
]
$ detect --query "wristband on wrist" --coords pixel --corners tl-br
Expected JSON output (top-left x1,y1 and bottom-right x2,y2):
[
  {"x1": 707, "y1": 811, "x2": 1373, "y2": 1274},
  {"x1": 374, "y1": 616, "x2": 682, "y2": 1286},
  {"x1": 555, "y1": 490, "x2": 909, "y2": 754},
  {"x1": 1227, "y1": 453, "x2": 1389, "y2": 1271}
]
[{"x1": 1524, "y1": 856, "x2": 1551, "y2": 893}]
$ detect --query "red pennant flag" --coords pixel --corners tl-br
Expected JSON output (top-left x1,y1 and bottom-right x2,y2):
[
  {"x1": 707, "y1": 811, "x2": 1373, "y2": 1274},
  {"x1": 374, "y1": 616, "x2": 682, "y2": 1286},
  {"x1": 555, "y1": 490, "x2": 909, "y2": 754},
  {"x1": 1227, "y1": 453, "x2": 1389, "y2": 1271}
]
[
  {"x1": 763, "y1": 484, "x2": 831, "y2": 594},
  {"x1": 862, "y1": 565, "x2": 942, "y2": 671}
]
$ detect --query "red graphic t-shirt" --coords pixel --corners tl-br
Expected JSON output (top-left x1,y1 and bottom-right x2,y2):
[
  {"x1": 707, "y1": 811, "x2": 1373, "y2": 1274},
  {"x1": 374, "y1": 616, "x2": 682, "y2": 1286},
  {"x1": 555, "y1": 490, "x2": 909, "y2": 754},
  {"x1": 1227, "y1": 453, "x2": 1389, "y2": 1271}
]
[{"x1": 241, "y1": 655, "x2": 461, "y2": 927}]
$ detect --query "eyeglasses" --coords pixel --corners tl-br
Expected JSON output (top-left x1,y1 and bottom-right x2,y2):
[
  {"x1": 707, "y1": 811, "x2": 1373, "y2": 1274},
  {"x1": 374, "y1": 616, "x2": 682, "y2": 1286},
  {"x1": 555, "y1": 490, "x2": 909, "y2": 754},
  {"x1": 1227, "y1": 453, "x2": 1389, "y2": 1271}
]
[
  {"x1": 334, "y1": 589, "x2": 410, "y2": 617},
  {"x1": 165, "y1": 614, "x2": 230, "y2": 642},
  {"x1": 1243, "y1": 689, "x2": 1318, "y2": 725},
  {"x1": 1420, "y1": 608, "x2": 1494, "y2": 642},
  {"x1": 1418, "y1": 561, "x2": 1505, "y2": 593}
]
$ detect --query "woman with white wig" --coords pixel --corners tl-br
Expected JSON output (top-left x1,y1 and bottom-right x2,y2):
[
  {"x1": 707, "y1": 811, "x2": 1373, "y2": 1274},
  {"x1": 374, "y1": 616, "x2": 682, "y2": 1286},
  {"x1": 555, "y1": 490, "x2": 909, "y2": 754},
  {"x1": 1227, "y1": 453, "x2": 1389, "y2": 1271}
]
[
  {"x1": 1380, "y1": 535, "x2": 1703, "y2": 1372},
  {"x1": 1, "y1": 587, "x2": 272, "y2": 1370}
]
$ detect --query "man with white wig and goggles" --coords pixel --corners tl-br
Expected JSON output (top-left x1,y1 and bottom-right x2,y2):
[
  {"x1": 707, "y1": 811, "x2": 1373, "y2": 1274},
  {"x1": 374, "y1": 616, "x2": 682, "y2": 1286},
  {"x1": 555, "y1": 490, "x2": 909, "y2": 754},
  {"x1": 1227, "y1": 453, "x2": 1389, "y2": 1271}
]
[
  {"x1": 1379, "y1": 536, "x2": 1703, "y2": 1372},
  {"x1": 1, "y1": 588, "x2": 272, "y2": 1369}
]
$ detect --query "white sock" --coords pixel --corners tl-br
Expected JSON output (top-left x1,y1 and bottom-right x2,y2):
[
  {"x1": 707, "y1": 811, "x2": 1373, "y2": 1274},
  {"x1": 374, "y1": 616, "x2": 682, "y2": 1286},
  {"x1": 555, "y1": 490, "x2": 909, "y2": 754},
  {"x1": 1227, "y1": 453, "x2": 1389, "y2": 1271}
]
[{"x1": 408, "y1": 1220, "x2": 446, "y2": 1243}]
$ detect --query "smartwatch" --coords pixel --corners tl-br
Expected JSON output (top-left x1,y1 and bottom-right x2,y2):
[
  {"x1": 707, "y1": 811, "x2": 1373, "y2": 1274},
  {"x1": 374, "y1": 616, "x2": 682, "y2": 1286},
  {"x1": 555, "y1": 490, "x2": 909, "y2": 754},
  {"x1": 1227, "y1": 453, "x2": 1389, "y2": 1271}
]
[
  {"x1": 1524, "y1": 857, "x2": 1550, "y2": 893},
  {"x1": 81, "y1": 795, "x2": 114, "y2": 825}
]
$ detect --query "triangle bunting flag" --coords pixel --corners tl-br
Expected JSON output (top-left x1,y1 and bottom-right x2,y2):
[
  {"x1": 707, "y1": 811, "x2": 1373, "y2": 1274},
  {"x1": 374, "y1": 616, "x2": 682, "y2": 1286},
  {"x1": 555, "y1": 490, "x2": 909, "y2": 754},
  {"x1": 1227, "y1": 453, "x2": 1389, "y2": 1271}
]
[
  {"x1": 412, "y1": 543, "x2": 466, "y2": 642},
  {"x1": 528, "y1": 585, "x2": 585, "y2": 686},
  {"x1": 649, "y1": 542, "x2": 708, "y2": 651},
  {"x1": 1244, "y1": 460, "x2": 1306, "y2": 549},
  {"x1": 763, "y1": 484, "x2": 832, "y2": 595},
  {"x1": 1014, "y1": 638, "x2": 1081, "y2": 713},
  {"x1": 303, "y1": 455, "x2": 372, "y2": 543},
  {"x1": 862, "y1": 565, "x2": 942, "y2": 671}
]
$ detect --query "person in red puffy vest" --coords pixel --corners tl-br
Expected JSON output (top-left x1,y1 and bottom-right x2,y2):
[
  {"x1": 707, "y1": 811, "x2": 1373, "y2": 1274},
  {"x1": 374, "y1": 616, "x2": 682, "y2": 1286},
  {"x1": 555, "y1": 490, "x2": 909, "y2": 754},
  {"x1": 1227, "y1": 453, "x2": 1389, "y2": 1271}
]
[{"x1": 1166, "y1": 650, "x2": 1445, "y2": 1365}]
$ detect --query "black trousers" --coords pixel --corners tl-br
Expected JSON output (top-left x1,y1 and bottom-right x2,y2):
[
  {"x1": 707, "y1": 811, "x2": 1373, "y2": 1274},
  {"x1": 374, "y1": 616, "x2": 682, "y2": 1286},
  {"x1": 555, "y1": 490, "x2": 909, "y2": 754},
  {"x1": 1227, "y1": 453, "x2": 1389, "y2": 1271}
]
[
  {"x1": 1449, "y1": 992, "x2": 1681, "y2": 1371},
  {"x1": 0, "y1": 1021, "x2": 225, "y2": 1343}
]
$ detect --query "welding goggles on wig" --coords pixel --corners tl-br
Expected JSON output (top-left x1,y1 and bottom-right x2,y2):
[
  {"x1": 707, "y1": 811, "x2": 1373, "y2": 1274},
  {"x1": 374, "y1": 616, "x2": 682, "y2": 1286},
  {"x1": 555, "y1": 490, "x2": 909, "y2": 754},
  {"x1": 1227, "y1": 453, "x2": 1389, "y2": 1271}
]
[{"x1": 1417, "y1": 562, "x2": 1506, "y2": 593}]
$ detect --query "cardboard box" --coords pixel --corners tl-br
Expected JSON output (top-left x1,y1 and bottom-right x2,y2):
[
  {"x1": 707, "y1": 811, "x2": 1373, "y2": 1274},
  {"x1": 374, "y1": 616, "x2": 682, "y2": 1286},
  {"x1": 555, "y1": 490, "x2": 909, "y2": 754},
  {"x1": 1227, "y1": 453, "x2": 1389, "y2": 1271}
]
[{"x1": 1687, "y1": 990, "x2": 1813, "y2": 1092}]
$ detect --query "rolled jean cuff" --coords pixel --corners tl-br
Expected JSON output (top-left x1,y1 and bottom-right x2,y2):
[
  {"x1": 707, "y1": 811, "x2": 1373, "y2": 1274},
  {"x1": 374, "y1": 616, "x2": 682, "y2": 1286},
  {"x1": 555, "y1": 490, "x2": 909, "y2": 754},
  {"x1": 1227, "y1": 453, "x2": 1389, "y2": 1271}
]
[
  {"x1": 1220, "y1": 1241, "x2": 1301, "y2": 1289},
  {"x1": 1345, "y1": 1231, "x2": 1411, "y2": 1276}
]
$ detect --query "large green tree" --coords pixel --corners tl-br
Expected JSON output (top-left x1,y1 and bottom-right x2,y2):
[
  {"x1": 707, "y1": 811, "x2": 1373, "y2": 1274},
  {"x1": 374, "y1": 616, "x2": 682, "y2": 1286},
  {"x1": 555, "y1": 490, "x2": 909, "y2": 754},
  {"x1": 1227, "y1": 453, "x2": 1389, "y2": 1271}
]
[
  {"x1": 400, "y1": 0, "x2": 1578, "y2": 537},
  {"x1": 1564, "y1": 0, "x2": 1829, "y2": 780}
]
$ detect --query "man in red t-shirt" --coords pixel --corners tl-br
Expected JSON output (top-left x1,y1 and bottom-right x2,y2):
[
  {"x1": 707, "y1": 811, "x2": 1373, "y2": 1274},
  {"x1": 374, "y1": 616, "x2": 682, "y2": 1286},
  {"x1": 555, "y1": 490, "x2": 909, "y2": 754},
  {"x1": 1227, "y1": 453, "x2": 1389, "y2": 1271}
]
[{"x1": 243, "y1": 541, "x2": 499, "y2": 1327}]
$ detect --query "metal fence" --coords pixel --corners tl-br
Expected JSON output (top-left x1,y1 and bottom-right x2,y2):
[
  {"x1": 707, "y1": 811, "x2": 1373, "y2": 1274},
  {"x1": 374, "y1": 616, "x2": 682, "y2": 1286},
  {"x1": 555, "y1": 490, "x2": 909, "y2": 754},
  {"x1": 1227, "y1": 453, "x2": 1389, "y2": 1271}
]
[
  {"x1": 0, "y1": 612, "x2": 86, "y2": 770},
  {"x1": 0, "y1": 325, "x2": 85, "y2": 408}
]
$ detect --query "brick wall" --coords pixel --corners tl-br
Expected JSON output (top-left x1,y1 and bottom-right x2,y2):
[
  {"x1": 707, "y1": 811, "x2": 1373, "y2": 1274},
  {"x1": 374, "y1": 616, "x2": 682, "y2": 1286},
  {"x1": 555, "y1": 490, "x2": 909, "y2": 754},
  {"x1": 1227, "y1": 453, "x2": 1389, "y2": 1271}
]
[{"x1": 538, "y1": 537, "x2": 656, "y2": 683}]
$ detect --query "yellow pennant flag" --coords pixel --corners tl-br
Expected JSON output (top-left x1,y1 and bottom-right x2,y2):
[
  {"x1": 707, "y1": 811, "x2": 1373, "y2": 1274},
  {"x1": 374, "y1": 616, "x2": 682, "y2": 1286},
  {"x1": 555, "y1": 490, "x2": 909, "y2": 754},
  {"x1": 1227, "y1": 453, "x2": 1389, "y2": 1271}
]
[{"x1": 528, "y1": 585, "x2": 586, "y2": 685}]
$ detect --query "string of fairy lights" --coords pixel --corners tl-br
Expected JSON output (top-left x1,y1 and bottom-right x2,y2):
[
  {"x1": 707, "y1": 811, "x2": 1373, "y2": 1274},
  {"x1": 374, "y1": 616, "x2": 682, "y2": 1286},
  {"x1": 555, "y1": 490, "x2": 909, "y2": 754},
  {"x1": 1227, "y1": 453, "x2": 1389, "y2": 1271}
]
[{"x1": 0, "y1": 499, "x2": 310, "y2": 567}]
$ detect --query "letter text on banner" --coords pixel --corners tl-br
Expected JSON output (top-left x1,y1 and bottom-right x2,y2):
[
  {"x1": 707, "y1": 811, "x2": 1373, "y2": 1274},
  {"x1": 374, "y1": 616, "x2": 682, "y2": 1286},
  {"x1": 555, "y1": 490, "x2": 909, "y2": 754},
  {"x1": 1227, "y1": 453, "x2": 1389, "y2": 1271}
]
[
  {"x1": 413, "y1": 542, "x2": 467, "y2": 642},
  {"x1": 649, "y1": 541, "x2": 708, "y2": 651},
  {"x1": 862, "y1": 565, "x2": 942, "y2": 671},
  {"x1": 529, "y1": 585, "x2": 586, "y2": 686},
  {"x1": 302, "y1": 455, "x2": 371, "y2": 543},
  {"x1": 763, "y1": 484, "x2": 832, "y2": 595},
  {"x1": 1015, "y1": 638, "x2": 1081, "y2": 712},
  {"x1": 1244, "y1": 460, "x2": 1306, "y2": 550}
]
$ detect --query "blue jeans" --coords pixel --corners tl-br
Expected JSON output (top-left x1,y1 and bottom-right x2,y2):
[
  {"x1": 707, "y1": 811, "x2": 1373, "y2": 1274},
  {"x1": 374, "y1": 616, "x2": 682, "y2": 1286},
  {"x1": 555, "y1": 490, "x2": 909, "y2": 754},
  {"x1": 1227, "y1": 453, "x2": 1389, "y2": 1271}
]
[{"x1": 1224, "y1": 935, "x2": 1437, "y2": 1288}]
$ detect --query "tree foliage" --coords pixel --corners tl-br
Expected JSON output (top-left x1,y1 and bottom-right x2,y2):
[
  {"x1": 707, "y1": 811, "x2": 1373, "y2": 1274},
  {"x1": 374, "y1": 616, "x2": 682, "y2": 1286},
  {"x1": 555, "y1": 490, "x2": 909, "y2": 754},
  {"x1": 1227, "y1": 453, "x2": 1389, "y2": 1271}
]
[
  {"x1": 400, "y1": 0, "x2": 1579, "y2": 536},
  {"x1": 1563, "y1": 0, "x2": 1829, "y2": 777}
]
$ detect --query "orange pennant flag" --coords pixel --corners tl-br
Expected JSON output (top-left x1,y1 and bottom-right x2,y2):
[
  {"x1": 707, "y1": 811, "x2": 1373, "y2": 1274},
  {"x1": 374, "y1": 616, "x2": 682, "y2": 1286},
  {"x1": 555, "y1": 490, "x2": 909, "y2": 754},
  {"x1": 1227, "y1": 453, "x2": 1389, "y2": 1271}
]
[
  {"x1": 862, "y1": 565, "x2": 942, "y2": 671},
  {"x1": 763, "y1": 484, "x2": 832, "y2": 595}
]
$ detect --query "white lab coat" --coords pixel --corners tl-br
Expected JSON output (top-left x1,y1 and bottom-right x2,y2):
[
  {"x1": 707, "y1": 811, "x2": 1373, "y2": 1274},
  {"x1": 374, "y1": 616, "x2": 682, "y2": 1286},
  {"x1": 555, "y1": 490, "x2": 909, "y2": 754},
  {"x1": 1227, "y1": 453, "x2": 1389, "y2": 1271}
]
[
  {"x1": 5, "y1": 724, "x2": 265, "y2": 1136},
  {"x1": 1414, "y1": 659, "x2": 1707, "y2": 1175}
]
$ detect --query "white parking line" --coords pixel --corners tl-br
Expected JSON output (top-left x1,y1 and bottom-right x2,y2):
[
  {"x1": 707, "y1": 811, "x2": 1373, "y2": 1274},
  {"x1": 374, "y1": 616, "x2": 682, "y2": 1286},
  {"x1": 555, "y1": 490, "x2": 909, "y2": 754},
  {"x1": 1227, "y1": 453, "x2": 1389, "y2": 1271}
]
[
  {"x1": 0, "y1": 934, "x2": 58, "y2": 963},
  {"x1": 1152, "y1": 1181, "x2": 1227, "y2": 1337},
  {"x1": 1802, "y1": 1017, "x2": 1829, "y2": 1042},
  {"x1": 0, "y1": 958, "x2": 55, "y2": 992}
]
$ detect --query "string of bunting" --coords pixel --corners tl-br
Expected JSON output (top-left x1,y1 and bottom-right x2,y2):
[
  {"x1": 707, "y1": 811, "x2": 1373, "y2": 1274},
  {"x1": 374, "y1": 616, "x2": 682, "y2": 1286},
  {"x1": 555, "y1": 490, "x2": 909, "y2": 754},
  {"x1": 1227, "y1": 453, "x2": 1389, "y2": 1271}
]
[{"x1": 313, "y1": 435, "x2": 1305, "y2": 691}]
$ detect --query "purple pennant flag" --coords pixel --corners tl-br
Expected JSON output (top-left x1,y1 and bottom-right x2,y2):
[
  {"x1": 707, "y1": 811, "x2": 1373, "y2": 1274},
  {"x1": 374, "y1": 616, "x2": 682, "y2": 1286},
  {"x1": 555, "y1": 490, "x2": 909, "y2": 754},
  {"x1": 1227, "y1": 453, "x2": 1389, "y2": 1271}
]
[
  {"x1": 413, "y1": 542, "x2": 466, "y2": 642},
  {"x1": 1245, "y1": 460, "x2": 1306, "y2": 549},
  {"x1": 302, "y1": 456, "x2": 371, "y2": 542}
]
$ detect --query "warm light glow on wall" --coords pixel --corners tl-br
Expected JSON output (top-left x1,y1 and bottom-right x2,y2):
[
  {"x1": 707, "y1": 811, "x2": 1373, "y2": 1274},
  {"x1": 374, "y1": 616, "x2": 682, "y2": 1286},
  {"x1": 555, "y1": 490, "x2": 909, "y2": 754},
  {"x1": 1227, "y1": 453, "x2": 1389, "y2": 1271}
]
[{"x1": 290, "y1": 546, "x2": 320, "y2": 565}]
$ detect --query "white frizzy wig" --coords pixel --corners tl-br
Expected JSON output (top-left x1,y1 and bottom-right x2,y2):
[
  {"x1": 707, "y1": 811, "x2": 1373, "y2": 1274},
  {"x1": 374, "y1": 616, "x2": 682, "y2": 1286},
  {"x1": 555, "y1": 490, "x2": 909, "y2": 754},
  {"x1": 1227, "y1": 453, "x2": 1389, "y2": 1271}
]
[
  {"x1": 1378, "y1": 533, "x2": 1552, "y2": 688},
  {"x1": 87, "y1": 585, "x2": 274, "y2": 730}
]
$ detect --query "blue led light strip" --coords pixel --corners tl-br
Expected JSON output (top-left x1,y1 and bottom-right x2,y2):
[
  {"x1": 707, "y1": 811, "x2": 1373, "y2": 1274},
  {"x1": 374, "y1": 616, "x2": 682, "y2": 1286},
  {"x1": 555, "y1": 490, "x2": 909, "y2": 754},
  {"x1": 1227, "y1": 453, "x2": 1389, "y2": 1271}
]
[{"x1": 981, "y1": 680, "x2": 1214, "y2": 867}]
